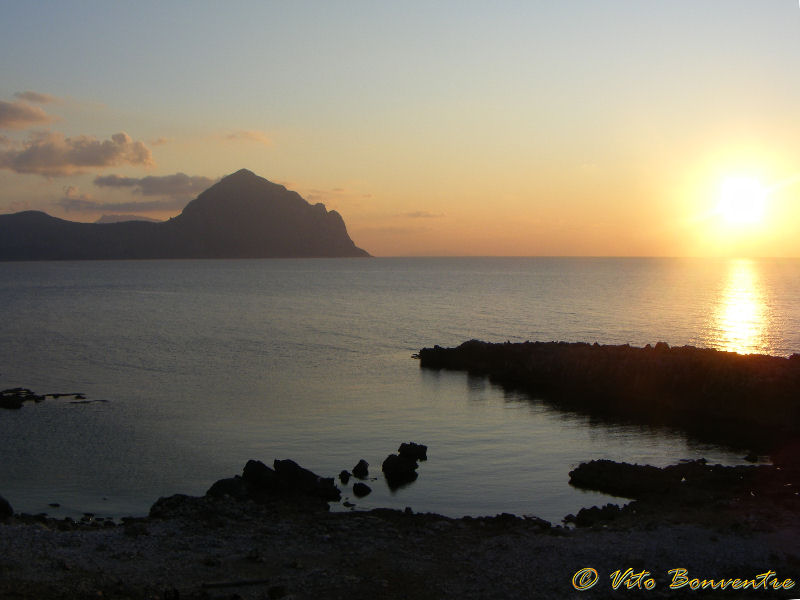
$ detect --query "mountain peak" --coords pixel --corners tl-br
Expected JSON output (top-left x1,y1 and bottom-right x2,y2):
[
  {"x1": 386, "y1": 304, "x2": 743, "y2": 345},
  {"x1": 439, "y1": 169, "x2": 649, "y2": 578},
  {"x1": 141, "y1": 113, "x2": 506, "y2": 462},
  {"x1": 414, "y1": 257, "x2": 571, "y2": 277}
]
[
  {"x1": 228, "y1": 168, "x2": 257, "y2": 179},
  {"x1": 0, "y1": 168, "x2": 370, "y2": 259}
]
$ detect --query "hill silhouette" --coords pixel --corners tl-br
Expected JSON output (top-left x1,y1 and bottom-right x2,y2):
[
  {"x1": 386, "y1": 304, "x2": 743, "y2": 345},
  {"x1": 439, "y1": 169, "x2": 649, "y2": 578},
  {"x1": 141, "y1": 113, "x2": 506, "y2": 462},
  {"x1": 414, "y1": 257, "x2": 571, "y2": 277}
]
[
  {"x1": 95, "y1": 214, "x2": 162, "y2": 224},
  {"x1": 0, "y1": 169, "x2": 370, "y2": 260}
]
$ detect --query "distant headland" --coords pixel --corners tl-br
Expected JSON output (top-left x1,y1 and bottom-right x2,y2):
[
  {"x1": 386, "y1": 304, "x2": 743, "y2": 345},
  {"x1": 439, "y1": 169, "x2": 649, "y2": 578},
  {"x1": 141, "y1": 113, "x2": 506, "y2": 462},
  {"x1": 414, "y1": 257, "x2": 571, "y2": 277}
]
[{"x1": 0, "y1": 169, "x2": 370, "y2": 260}]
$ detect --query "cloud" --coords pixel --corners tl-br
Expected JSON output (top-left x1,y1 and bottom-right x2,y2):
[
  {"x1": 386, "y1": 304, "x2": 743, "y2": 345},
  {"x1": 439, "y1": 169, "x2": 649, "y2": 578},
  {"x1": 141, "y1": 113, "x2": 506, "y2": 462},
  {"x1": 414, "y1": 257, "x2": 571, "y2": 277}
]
[
  {"x1": 13, "y1": 91, "x2": 57, "y2": 104},
  {"x1": 0, "y1": 131, "x2": 153, "y2": 176},
  {"x1": 149, "y1": 137, "x2": 172, "y2": 146},
  {"x1": 400, "y1": 211, "x2": 445, "y2": 218},
  {"x1": 56, "y1": 185, "x2": 187, "y2": 214},
  {"x1": 224, "y1": 130, "x2": 271, "y2": 145},
  {"x1": 0, "y1": 100, "x2": 54, "y2": 130},
  {"x1": 93, "y1": 172, "x2": 216, "y2": 199}
]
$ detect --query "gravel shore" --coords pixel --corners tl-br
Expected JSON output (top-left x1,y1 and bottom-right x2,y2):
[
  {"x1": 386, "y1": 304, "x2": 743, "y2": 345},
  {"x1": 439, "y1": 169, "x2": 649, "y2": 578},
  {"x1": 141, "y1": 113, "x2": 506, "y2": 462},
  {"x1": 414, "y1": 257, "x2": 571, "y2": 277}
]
[{"x1": 2, "y1": 480, "x2": 798, "y2": 600}]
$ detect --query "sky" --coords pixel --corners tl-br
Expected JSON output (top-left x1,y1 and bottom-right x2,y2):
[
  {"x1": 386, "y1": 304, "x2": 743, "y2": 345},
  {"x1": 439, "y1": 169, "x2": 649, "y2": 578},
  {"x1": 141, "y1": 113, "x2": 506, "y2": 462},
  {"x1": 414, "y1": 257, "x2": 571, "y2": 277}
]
[{"x1": 1, "y1": 1, "x2": 799, "y2": 257}]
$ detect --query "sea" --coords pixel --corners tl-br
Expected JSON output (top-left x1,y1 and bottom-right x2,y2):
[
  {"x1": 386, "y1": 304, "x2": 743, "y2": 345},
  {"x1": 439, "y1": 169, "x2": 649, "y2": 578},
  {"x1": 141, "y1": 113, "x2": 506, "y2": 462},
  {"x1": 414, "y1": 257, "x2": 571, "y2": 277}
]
[{"x1": 1, "y1": 257, "x2": 798, "y2": 523}]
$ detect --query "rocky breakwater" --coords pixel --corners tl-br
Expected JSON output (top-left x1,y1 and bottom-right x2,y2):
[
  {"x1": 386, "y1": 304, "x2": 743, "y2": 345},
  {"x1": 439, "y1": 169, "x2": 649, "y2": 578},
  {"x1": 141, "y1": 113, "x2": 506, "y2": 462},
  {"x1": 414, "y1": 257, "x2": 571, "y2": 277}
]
[{"x1": 418, "y1": 340, "x2": 800, "y2": 458}]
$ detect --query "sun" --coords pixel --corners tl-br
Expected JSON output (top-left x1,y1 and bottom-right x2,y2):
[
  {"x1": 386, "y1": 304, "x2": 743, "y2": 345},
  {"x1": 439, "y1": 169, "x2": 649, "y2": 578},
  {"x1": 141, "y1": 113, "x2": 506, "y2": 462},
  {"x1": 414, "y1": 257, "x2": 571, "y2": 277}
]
[{"x1": 716, "y1": 176, "x2": 766, "y2": 226}]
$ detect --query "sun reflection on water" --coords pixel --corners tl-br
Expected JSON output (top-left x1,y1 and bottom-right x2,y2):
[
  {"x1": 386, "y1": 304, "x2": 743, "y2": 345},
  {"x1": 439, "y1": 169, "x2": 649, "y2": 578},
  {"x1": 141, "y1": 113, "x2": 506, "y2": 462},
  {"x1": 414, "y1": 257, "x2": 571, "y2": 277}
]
[{"x1": 713, "y1": 260, "x2": 768, "y2": 355}]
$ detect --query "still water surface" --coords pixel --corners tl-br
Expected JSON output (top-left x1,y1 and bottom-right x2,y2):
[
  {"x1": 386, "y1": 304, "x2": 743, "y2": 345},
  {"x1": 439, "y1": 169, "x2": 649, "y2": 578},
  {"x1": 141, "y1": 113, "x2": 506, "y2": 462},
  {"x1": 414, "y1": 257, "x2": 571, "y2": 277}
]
[{"x1": 0, "y1": 257, "x2": 798, "y2": 522}]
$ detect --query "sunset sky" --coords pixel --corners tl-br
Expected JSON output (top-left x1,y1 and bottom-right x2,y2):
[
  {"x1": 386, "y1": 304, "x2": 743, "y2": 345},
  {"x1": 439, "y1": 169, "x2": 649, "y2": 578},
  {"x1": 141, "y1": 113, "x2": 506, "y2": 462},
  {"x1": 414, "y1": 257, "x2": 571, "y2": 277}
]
[{"x1": 1, "y1": 1, "x2": 799, "y2": 257}]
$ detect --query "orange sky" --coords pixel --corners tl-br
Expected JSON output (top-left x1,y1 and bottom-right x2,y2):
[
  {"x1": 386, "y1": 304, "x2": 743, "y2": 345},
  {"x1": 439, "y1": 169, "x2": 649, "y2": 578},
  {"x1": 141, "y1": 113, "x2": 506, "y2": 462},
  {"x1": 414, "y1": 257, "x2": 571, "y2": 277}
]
[{"x1": 1, "y1": 3, "x2": 799, "y2": 257}]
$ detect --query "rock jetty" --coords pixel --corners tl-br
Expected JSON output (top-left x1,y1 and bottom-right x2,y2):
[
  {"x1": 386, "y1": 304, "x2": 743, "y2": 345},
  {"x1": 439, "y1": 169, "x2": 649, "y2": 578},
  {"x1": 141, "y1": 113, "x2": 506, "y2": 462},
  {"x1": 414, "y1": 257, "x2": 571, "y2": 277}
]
[{"x1": 418, "y1": 340, "x2": 800, "y2": 458}]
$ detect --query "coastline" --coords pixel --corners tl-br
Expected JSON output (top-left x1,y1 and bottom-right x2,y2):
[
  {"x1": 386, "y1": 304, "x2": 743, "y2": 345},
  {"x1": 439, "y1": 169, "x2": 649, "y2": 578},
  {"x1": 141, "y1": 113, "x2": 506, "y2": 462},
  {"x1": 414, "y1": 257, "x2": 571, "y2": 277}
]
[
  {"x1": 1, "y1": 458, "x2": 798, "y2": 599},
  {"x1": 3, "y1": 339, "x2": 800, "y2": 598}
]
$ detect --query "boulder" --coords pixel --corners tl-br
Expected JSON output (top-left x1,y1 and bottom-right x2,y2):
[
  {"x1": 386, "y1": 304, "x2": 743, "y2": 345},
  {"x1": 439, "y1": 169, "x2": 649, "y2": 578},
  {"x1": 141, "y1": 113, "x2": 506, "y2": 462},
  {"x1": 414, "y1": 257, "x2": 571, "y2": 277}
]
[
  {"x1": 382, "y1": 454, "x2": 419, "y2": 489},
  {"x1": 242, "y1": 459, "x2": 278, "y2": 492},
  {"x1": 273, "y1": 459, "x2": 341, "y2": 501},
  {"x1": 339, "y1": 470, "x2": 351, "y2": 484},
  {"x1": 352, "y1": 459, "x2": 369, "y2": 479},
  {"x1": 206, "y1": 476, "x2": 250, "y2": 501},
  {"x1": 398, "y1": 442, "x2": 427, "y2": 461},
  {"x1": 352, "y1": 482, "x2": 372, "y2": 498},
  {"x1": 0, "y1": 494, "x2": 12, "y2": 520}
]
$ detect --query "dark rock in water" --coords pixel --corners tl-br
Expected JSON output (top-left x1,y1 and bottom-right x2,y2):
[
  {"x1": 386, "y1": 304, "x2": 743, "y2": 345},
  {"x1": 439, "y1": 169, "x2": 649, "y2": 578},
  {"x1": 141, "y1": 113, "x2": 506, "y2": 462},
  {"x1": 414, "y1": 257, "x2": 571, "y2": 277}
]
[
  {"x1": 382, "y1": 454, "x2": 419, "y2": 489},
  {"x1": 273, "y1": 459, "x2": 341, "y2": 501},
  {"x1": 352, "y1": 482, "x2": 372, "y2": 498},
  {"x1": 206, "y1": 476, "x2": 250, "y2": 501},
  {"x1": 339, "y1": 470, "x2": 351, "y2": 484},
  {"x1": 398, "y1": 442, "x2": 427, "y2": 461},
  {"x1": 1, "y1": 387, "x2": 44, "y2": 410},
  {"x1": 0, "y1": 494, "x2": 12, "y2": 520},
  {"x1": 352, "y1": 459, "x2": 369, "y2": 479},
  {"x1": 242, "y1": 459, "x2": 278, "y2": 492}
]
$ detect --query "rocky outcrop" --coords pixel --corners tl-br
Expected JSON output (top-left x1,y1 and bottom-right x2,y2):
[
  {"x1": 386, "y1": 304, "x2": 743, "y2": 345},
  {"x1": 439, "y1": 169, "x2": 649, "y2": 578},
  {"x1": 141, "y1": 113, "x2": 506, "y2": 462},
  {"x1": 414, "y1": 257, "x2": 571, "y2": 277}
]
[
  {"x1": 273, "y1": 459, "x2": 341, "y2": 501},
  {"x1": 568, "y1": 458, "x2": 800, "y2": 502},
  {"x1": 0, "y1": 494, "x2": 12, "y2": 520},
  {"x1": 1, "y1": 388, "x2": 90, "y2": 410},
  {"x1": 419, "y1": 340, "x2": 800, "y2": 457},
  {"x1": 0, "y1": 388, "x2": 44, "y2": 410},
  {"x1": 202, "y1": 458, "x2": 340, "y2": 510},
  {"x1": 382, "y1": 454, "x2": 419, "y2": 489},
  {"x1": 398, "y1": 442, "x2": 427, "y2": 462}
]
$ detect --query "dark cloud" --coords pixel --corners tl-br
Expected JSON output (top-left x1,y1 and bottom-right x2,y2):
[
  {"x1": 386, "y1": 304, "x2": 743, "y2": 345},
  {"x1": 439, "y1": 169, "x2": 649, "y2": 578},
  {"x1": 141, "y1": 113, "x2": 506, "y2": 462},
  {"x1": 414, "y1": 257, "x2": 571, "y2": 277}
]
[
  {"x1": 56, "y1": 185, "x2": 187, "y2": 213},
  {"x1": 93, "y1": 172, "x2": 216, "y2": 198},
  {"x1": 0, "y1": 100, "x2": 54, "y2": 130},
  {"x1": 13, "y1": 91, "x2": 57, "y2": 104},
  {"x1": 0, "y1": 131, "x2": 153, "y2": 176},
  {"x1": 400, "y1": 211, "x2": 445, "y2": 218}
]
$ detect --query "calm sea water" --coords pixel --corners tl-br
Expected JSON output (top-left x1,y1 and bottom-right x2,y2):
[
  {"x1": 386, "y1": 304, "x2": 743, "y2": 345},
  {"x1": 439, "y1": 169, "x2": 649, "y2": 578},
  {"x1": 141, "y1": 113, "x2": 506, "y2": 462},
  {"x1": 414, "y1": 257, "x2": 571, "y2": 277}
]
[{"x1": 1, "y1": 257, "x2": 798, "y2": 523}]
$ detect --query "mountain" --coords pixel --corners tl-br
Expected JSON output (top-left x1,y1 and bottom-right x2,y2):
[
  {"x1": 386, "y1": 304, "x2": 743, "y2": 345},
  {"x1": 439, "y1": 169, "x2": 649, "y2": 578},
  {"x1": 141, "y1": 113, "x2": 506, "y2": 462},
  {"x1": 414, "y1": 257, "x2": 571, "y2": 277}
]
[
  {"x1": 95, "y1": 214, "x2": 162, "y2": 224},
  {"x1": 0, "y1": 169, "x2": 370, "y2": 260}
]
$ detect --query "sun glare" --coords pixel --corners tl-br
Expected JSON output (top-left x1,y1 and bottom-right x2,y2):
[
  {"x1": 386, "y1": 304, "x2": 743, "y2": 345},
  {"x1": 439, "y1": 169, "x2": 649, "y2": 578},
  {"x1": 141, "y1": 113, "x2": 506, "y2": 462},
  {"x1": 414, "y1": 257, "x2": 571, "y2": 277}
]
[{"x1": 716, "y1": 176, "x2": 766, "y2": 226}]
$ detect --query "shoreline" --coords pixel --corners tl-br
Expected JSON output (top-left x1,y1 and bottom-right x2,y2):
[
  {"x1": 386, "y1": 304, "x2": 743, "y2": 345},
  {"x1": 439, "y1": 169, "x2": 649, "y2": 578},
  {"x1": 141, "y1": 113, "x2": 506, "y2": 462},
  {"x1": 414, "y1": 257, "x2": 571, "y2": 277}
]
[{"x1": 2, "y1": 456, "x2": 799, "y2": 599}]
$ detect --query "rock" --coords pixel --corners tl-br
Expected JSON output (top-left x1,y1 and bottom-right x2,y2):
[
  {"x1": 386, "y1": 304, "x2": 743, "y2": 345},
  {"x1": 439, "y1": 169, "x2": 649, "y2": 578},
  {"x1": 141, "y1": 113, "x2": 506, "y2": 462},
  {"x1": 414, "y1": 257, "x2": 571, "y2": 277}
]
[
  {"x1": 0, "y1": 388, "x2": 43, "y2": 410},
  {"x1": 382, "y1": 454, "x2": 419, "y2": 489},
  {"x1": 206, "y1": 476, "x2": 250, "y2": 501},
  {"x1": 123, "y1": 521, "x2": 150, "y2": 537},
  {"x1": 352, "y1": 483, "x2": 372, "y2": 498},
  {"x1": 0, "y1": 494, "x2": 13, "y2": 520},
  {"x1": 564, "y1": 504, "x2": 622, "y2": 527},
  {"x1": 339, "y1": 470, "x2": 351, "y2": 484},
  {"x1": 242, "y1": 459, "x2": 278, "y2": 492},
  {"x1": 268, "y1": 585, "x2": 288, "y2": 599},
  {"x1": 273, "y1": 459, "x2": 341, "y2": 501},
  {"x1": 352, "y1": 459, "x2": 369, "y2": 479},
  {"x1": 398, "y1": 442, "x2": 427, "y2": 461}
]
